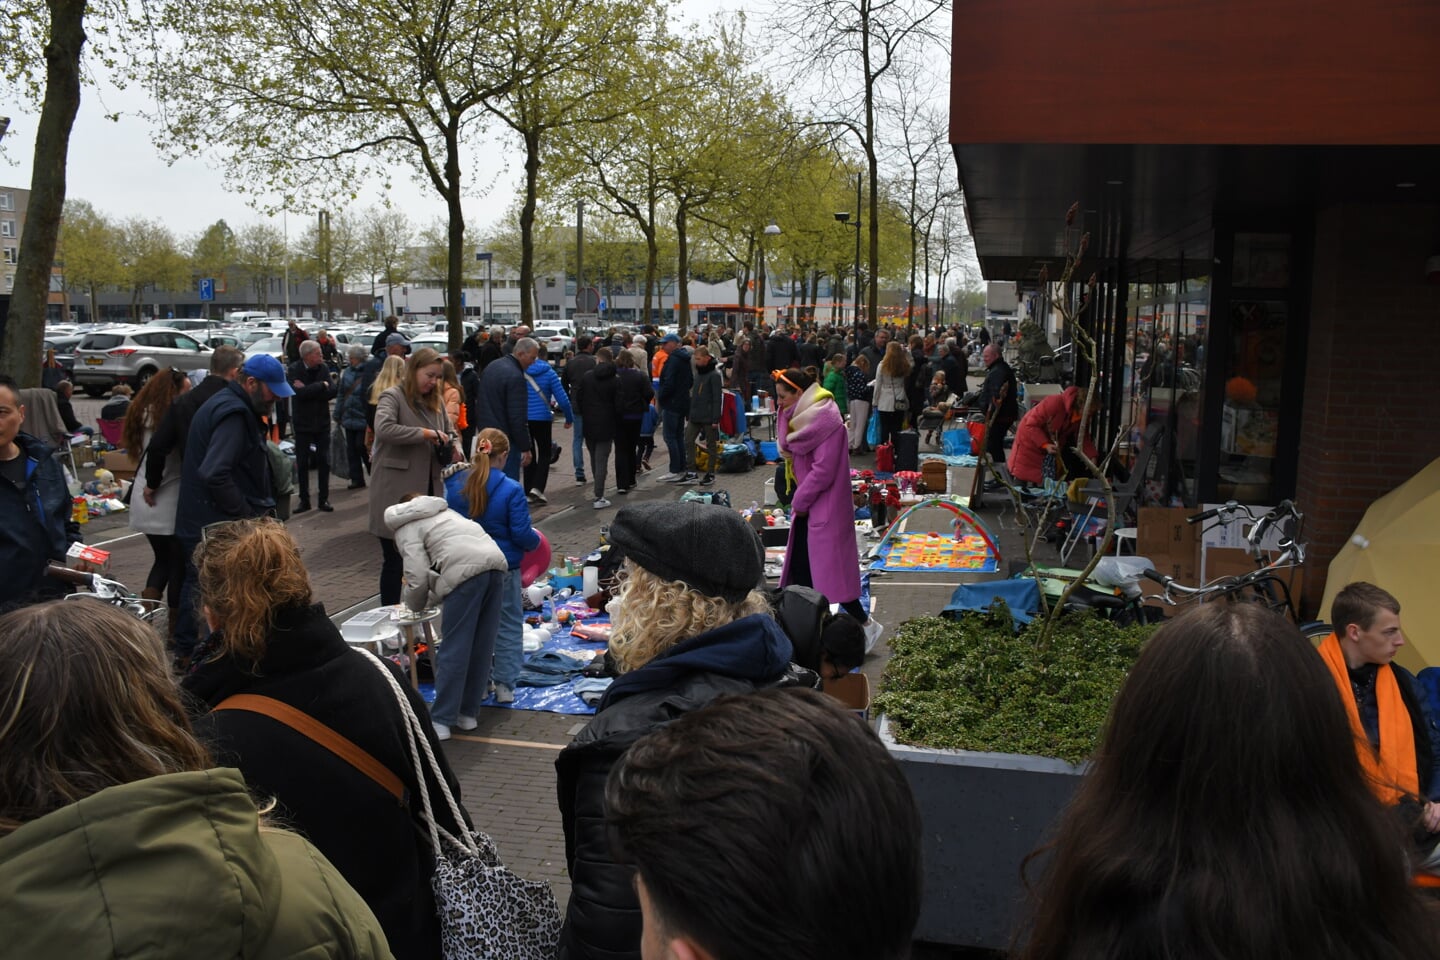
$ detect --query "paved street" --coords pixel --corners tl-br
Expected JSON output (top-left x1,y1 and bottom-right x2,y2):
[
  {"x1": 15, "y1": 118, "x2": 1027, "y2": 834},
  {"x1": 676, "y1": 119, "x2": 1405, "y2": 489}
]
[{"x1": 67, "y1": 397, "x2": 1020, "y2": 918}]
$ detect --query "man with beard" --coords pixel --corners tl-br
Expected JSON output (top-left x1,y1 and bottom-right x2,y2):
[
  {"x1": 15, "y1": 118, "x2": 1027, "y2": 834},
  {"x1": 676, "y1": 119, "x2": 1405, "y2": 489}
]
[{"x1": 171, "y1": 354, "x2": 294, "y2": 665}]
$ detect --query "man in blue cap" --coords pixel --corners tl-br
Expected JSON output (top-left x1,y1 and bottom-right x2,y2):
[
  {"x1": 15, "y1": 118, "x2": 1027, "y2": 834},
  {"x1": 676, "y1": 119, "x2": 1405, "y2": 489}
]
[
  {"x1": 655, "y1": 333, "x2": 692, "y2": 482},
  {"x1": 170, "y1": 354, "x2": 295, "y2": 665}
]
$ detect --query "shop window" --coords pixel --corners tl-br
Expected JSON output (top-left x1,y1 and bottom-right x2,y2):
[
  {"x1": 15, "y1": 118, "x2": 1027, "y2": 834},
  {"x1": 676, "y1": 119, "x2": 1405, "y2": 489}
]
[{"x1": 1218, "y1": 299, "x2": 1287, "y2": 501}]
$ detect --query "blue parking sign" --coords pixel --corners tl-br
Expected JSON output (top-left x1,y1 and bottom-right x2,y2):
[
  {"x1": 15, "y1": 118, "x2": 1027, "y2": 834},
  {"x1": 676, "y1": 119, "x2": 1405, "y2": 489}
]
[{"x1": 199, "y1": 278, "x2": 215, "y2": 301}]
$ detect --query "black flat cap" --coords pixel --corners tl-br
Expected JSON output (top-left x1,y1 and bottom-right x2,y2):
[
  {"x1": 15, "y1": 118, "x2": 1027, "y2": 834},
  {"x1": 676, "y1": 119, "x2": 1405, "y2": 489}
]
[{"x1": 608, "y1": 501, "x2": 764, "y2": 603}]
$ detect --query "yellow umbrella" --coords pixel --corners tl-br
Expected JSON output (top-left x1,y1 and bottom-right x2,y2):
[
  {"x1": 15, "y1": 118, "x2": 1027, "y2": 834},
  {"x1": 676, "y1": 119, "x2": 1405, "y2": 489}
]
[{"x1": 1321, "y1": 457, "x2": 1440, "y2": 672}]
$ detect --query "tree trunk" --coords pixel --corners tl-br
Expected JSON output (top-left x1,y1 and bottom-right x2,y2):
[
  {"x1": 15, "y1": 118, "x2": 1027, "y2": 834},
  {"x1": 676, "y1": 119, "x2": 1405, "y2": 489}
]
[
  {"x1": 518, "y1": 126, "x2": 541, "y2": 329},
  {"x1": 675, "y1": 202, "x2": 690, "y2": 334},
  {"x1": 443, "y1": 127, "x2": 465, "y2": 355},
  {"x1": 642, "y1": 223, "x2": 658, "y2": 328},
  {"x1": 1, "y1": 0, "x2": 86, "y2": 387},
  {"x1": 861, "y1": 0, "x2": 880, "y2": 329}
]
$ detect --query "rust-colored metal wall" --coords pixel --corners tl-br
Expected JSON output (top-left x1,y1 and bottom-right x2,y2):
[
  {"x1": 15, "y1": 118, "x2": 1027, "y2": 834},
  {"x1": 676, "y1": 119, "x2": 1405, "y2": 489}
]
[{"x1": 950, "y1": 0, "x2": 1440, "y2": 145}]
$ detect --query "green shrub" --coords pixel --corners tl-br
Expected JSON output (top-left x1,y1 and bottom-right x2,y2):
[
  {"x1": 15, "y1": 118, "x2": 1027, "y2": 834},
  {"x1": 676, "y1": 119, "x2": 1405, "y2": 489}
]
[{"x1": 875, "y1": 604, "x2": 1155, "y2": 764}]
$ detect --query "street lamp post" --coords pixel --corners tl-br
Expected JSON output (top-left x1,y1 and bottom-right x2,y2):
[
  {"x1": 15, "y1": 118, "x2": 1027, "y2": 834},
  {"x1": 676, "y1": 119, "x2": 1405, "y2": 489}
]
[
  {"x1": 475, "y1": 251, "x2": 493, "y2": 321},
  {"x1": 757, "y1": 220, "x2": 781, "y2": 328},
  {"x1": 834, "y1": 174, "x2": 862, "y2": 346}
]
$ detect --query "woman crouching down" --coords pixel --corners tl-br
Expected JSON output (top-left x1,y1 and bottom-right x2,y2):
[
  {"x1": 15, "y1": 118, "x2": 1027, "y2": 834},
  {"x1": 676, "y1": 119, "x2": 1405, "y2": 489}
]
[
  {"x1": 0, "y1": 601, "x2": 391, "y2": 959},
  {"x1": 182, "y1": 518, "x2": 467, "y2": 960},
  {"x1": 554, "y1": 501, "x2": 793, "y2": 960}
]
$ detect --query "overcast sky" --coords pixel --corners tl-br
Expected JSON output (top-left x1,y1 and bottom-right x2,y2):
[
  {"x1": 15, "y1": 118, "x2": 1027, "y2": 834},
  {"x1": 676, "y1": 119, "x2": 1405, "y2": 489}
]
[{"x1": 0, "y1": 1, "x2": 794, "y2": 241}]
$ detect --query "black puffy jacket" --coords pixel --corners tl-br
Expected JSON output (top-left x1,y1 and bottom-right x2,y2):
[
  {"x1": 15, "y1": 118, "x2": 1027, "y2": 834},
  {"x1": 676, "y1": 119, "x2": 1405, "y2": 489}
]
[
  {"x1": 554, "y1": 614, "x2": 793, "y2": 960},
  {"x1": 0, "y1": 432, "x2": 81, "y2": 609}
]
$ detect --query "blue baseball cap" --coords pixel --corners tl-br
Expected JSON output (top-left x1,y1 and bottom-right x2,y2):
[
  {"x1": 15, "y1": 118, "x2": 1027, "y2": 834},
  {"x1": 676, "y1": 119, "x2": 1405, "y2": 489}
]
[
  {"x1": 661, "y1": 333, "x2": 681, "y2": 344},
  {"x1": 242, "y1": 354, "x2": 295, "y2": 398}
]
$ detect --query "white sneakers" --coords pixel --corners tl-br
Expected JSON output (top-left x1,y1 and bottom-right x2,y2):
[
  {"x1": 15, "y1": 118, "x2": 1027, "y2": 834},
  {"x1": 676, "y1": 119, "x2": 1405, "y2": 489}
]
[
  {"x1": 593, "y1": 498, "x2": 612, "y2": 509},
  {"x1": 527, "y1": 489, "x2": 548, "y2": 504},
  {"x1": 455, "y1": 715, "x2": 478, "y2": 731},
  {"x1": 432, "y1": 722, "x2": 451, "y2": 741},
  {"x1": 494, "y1": 684, "x2": 515, "y2": 704},
  {"x1": 863, "y1": 618, "x2": 884, "y2": 653},
  {"x1": 657, "y1": 472, "x2": 680, "y2": 482}
]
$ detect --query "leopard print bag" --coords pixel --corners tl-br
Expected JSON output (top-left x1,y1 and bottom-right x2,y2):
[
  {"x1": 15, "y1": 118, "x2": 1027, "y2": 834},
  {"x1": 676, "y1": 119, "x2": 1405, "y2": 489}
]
[{"x1": 364, "y1": 651, "x2": 563, "y2": 960}]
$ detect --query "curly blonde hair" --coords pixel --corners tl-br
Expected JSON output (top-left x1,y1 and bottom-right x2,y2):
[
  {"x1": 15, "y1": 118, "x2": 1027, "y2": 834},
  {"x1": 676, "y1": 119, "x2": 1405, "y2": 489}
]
[
  {"x1": 194, "y1": 518, "x2": 314, "y2": 667},
  {"x1": 608, "y1": 560, "x2": 771, "y2": 673}
]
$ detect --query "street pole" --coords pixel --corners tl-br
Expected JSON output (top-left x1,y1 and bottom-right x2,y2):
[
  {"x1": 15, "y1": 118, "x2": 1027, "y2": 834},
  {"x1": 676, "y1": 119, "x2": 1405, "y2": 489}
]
[
  {"x1": 487, "y1": 256, "x2": 493, "y2": 321},
  {"x1": 576, "y1": 200, "x2": 585, "y2": 325},
  {"x1": 852, "y1": 174, "x2": 862, "y2": 343}
]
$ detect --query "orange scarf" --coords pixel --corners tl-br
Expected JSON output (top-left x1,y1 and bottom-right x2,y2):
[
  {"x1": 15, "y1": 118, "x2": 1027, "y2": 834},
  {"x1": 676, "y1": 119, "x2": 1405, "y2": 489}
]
[{"x1": 1318, "y1": 633, "x2": 1419, "y2": 805}]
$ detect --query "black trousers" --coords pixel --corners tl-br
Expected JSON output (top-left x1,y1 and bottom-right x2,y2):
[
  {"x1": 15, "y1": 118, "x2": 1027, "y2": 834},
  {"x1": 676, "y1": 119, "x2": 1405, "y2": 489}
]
[
  {"x1": 379, "y1": 536, "x2": 403, "y2": 606},
  {"x1": 987, "y1": 418, "x2": 1012, "y2": 467},
  {"x1": 525, "y1": 419, "x2": 553, "y2": 493},
  {"x1": 143, "y1": 533, "x2": 186, "y2": 607},
  {"x1": 879, "y1": 410, "x2": 906, "y2": 449},
  {"x1": 294, "y1": 428, "x2": 330, "y2": 504},
  {"x1": 615, "y1": 418, "x2": 641, "y2": 490}
]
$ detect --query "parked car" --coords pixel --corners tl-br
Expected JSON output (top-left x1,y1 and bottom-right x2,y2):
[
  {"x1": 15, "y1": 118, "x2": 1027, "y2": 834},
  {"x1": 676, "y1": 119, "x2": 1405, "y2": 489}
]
[
  {"x1": 148, "y1": 318, "x2": 222, "y2": 334},
  {"x1": 405, "y1": 333, "x2": 452, "y2": 355},
  {"x1": 243, "y1": 336, "x2": 286, "y2": 362},
  {"x1": 533, "y1": 326, "x2": 575, "y2": 357},
  {"x1": 42, "y1": 334, "x2": 84, "y2": 375},
  {"x1": 72, "y1": 326, "x2": 212, "y2": 396}
]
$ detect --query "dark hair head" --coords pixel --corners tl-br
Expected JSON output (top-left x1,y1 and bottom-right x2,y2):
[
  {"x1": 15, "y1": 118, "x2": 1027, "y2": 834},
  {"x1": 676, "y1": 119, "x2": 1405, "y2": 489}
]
[
  {"x1": 596, "y1": 347, "x2": 613, "y2": 362},
  {"x1": 210, "y1": 345, "x2": 245, "y2": 376},
  {"x1": 1019, "y1": 603, "x2": 1436, "y2": 959},
  {"x1": 0, "y1": 601, "x2": 211, "y2": 836},
  {"x1": 607, "y1": 687, "x2": 921, "y2": 960},
  {"x1": 0, "y1": 374, "x2": 19, "y2": 406},
  {"x1": 775, "y1": 366, "x2": 813, "y2": 397},
  {"x1": 820, "y1": 612, "x2": 865, "y2": 673},
  {"x1": 1332, "y1": 581, "x2": 1401, "y2": 634}
]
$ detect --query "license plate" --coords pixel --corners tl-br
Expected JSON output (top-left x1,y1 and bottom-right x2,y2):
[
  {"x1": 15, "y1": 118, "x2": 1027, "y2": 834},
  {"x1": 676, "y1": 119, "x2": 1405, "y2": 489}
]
[{"x1": 84, "y1": 357, "x2": 104, "y2": 365}]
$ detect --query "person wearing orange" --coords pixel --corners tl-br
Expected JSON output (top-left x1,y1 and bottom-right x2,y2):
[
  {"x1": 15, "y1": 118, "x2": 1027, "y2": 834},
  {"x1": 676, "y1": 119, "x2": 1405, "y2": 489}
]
[{"x1": 1318, "y1": 581, "x2": 1440, "y2": 869}]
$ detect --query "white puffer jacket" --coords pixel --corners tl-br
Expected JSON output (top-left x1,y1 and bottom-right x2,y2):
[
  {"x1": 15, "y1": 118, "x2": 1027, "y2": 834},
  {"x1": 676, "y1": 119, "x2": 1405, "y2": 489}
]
[{"x1": 383, "y1": 496, "x2": 507, "y2": 611}]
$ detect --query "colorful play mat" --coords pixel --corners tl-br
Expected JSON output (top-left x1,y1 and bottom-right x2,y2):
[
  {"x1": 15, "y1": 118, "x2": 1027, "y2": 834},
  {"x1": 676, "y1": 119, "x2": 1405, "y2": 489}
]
[{"x1": 869, "y1": 497, "x2": 1002, "y2": 573}]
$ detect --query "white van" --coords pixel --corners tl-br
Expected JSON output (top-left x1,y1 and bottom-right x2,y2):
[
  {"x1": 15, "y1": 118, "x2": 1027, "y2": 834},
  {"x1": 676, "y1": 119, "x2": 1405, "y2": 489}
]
[{"x1": 224, "y1": 311, "x2": 271, "y2": 325}]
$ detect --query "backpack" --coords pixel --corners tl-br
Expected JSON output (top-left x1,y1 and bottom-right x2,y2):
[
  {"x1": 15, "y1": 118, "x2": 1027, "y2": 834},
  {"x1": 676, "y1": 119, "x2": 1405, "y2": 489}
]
[
  {"x1": 680, "y1": 489, "x2": 731, "y2": 508},
  {"x1": 718, "y1": 442, "x2": 754, "y2": 474}
]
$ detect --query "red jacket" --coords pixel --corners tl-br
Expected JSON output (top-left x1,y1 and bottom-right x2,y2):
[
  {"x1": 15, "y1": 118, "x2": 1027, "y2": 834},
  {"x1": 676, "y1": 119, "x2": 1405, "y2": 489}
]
[{"x1": 1007, "y1": 385, "x2": 1098, "y2": 485}]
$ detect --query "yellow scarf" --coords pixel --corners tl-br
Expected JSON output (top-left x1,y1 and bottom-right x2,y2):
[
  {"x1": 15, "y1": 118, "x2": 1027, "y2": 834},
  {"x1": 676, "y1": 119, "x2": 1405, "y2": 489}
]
[{"x1": 1318, "y1": 633, "x2": 1419, "y2": 805}]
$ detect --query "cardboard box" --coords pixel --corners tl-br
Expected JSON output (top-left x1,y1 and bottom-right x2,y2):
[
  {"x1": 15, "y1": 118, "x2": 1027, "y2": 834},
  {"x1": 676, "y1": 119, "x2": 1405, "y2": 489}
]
[
  {"x1": 823, "y1": 672, "x2": 871, "y2": 720},
  {"x1": 1136, "y1": 506, "x2": 1201, "y2": 583},
  {"x1": 99, "y1": 449, "x2": 141, "y2": 481},
  {"x1": 921, "y1": 461, "x2": 947, "y2": 493}
]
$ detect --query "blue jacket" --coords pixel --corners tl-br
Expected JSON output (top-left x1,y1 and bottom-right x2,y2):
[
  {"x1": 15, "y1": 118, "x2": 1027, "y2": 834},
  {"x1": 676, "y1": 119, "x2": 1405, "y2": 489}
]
[
  {"x1": 175, "y1": 381, "x2": 275, "y2": 541},
  {"x1": 444, "y1": 467, "x2": 539, "y2": 569},
  {"x1": 476, "y1": 354, "x2": 531, "y2": 451},
  {"x1": 525, "y1": 359, "x2": 574, "y2": 425},
  {"x1": 335, "y1": 365, "x2": 369, "y2": 430},
  {"x1": 657, "y1": 347, "x2": 692, "y2": 414},
  {"x1": 0, "y1": 432, "x2": 81, "y2": 608}
]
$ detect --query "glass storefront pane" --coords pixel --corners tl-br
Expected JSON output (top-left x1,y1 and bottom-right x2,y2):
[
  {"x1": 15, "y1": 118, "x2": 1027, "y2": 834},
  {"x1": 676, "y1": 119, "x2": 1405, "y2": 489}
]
[{"x1": 1218, "y1": 299, "x2": 1287, "y2": 502}]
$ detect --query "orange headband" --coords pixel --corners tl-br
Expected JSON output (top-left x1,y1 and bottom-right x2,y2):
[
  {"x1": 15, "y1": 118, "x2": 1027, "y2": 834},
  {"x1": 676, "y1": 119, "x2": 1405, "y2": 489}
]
[{"x1": 772, "y1": 370, "x2": 802, "y2": 393}]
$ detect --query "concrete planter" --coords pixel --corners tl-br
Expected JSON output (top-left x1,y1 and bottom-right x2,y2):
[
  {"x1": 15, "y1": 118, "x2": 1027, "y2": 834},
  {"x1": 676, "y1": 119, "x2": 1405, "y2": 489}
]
[{"x1": 878, "y1": 716, "x2": 1086, "y2": 951}]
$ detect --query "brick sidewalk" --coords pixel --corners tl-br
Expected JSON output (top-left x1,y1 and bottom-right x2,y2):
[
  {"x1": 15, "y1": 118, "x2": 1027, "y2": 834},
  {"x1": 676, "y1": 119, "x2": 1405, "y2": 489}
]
[{"x1": 66, "y1": 395, "x2": 1033, "y2": 921}]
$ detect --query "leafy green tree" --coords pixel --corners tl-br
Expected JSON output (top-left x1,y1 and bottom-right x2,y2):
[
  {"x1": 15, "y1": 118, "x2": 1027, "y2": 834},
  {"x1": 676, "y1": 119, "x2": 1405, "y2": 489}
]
[
  {"x1": 234, "y1": 221, "x2": 288, "y2": 312},
  {"x1": 358, "y1": 207, "x2": 415, "y2": 317},
  {"x1": 118, "y1": 217, "x2": 190, "y2": 321},
  {"x1": 151, "y1": 0, "x2": 544, "y2": 351},
  {"x1": 483, "y1": 0, "x2": 663, "y2": 328},
  {"x1": 0, "y1": 0, "x2": 93, "y2": 384},
  {"x1": 190, "y1": 219, "x2": 237, "y2": 317},
  {"x1": 56, "y1": 199, "x2": 123, "y2": 325}
]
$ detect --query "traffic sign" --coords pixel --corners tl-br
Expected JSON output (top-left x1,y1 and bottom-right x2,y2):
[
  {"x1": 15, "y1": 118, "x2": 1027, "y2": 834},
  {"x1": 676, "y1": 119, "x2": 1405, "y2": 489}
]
[
  {"x1": 577, "y1": 286, "x2": 601, "y2": 313},
  {"x1": 199, "y1": 278, "x2": 215, "y2": 301}
]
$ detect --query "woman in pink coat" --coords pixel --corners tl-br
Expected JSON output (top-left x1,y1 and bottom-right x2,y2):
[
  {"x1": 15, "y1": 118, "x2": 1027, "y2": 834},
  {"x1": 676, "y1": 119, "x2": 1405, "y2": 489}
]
[
  {"x1": 1007, "y1": 384, "x2": 1099, "y2": 486},
  {"x1": 775, "y1": 367, "x2": 883, "y2": 652}
]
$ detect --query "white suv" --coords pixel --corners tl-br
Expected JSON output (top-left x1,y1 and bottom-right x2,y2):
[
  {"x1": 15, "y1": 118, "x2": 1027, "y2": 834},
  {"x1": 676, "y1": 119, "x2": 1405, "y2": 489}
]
[{"x1": 73, "y1": 325, "x2": 212, "y2": 396}]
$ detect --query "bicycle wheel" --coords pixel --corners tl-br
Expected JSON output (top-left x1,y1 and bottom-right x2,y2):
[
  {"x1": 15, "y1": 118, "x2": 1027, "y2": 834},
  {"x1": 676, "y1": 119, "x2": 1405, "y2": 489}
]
[{"x1": 1300, "y1": 620, "x2": 1332, "y2": 649}]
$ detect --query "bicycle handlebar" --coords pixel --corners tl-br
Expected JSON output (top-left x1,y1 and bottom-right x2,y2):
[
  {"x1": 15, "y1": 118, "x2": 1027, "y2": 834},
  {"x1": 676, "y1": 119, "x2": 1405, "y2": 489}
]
[
  {"x1": 46, "y1": 564, "x2": 94, "y2": 587},
  {"x1": 1142, "y1": 568, "x2": 1169, "y2": 584},
  {"x1": 1187, "y1": 508, "x2": 1220, "y2": 524}
]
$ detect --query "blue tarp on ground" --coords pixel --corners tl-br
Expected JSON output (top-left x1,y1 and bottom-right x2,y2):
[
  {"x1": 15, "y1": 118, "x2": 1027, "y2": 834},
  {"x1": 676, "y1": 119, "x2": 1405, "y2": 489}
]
[{"x1": 940, "y1": 578, "x2": 1040, "y2": 627}]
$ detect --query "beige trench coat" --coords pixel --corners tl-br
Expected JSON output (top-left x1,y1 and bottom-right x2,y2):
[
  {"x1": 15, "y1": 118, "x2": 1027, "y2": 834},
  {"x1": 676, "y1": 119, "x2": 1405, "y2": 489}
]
[{"x1": 367, "y1": 385, "x2": 453, "y2": 539}]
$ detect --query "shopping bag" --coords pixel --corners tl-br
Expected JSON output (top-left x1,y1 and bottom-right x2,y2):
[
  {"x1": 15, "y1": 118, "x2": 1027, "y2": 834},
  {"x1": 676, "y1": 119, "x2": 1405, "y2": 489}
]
[
  {"x1": 330, "y1": 429, "x2": 352, "y2": 482},
  {"x1": 941, "y1": 429, "x2": 971, "y2": 457},
  {"x1": 875, "y1": 443, "x2": 894, "y2": 473},
  {"x1": 865, "y1": 410, "x2": 882, "y2": 447}
]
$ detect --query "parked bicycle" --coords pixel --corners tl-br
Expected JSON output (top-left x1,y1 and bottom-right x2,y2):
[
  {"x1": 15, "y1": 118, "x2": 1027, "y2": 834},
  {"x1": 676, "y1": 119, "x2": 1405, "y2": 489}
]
[
  {"x1": 46, "y1": 564, "x2": 168, "y2": 626},
  {"x1": 1141, "y1": 500, "x2": 1329, "y2": 639}
]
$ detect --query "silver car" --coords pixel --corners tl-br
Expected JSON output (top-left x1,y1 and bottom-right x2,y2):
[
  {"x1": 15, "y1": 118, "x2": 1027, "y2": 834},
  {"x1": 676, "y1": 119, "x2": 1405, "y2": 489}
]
[{"x1": 72, "y1": 325, "x2": 212, "y2": 396}]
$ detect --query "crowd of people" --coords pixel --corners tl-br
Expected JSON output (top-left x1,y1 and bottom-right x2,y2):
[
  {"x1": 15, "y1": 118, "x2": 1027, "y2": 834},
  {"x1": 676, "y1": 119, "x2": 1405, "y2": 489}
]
[{"x1": 4, "y1": 317, "x2": 1439, "y2": 959}]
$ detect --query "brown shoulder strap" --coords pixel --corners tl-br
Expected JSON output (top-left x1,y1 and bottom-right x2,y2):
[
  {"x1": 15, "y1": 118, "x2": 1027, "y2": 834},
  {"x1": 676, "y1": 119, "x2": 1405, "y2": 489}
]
[{"x1": 214, "y1": 693, "x2": 406, "y2": 804}]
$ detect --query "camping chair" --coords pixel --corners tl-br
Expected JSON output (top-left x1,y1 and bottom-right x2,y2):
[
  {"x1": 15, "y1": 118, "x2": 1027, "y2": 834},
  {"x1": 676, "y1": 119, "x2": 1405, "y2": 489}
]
[
  {"x1": 19, "y1": 387, "x2": 79, "y2": 478},
  {"x1": 97, "y1": 417, "x2": 125, "y2": 448}
]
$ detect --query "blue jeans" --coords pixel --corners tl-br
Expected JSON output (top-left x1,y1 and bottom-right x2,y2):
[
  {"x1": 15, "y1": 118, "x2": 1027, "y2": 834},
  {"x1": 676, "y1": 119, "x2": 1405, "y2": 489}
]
[
  {"x1": 662, "y1": 409, "x2": 686, "y2": 474},
  {"x1": 173, "y1": 536, "x2": 204, "y2": 659},
  {"x1": 492, "y1": 567, "x2": 524, "y2": 689},
  {"x1": 571, "y1": 413, "x2": 586, "y2": 479},
  {"x1": 431, "y1": 570, "x2": 504, "y2": 725},
  {"x1": 502, "y1": 445, "x2": 523, "y2": 482}
]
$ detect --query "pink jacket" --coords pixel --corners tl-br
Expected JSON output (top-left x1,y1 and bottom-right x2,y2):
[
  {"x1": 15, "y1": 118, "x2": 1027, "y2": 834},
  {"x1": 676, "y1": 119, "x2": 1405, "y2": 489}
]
[
  {"x1": 779, "y1": 388, "x2": 862, "y2": 604},
  {"x1": 1007, "y1": 385, "x2": 1098, "y2": 485}
]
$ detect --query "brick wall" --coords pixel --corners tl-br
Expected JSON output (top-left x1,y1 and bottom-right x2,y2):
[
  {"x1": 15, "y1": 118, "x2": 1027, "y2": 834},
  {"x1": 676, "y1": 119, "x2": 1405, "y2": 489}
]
[{"x1": 1296, "y1": 201, "x2": 1440, "y2": 612}]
